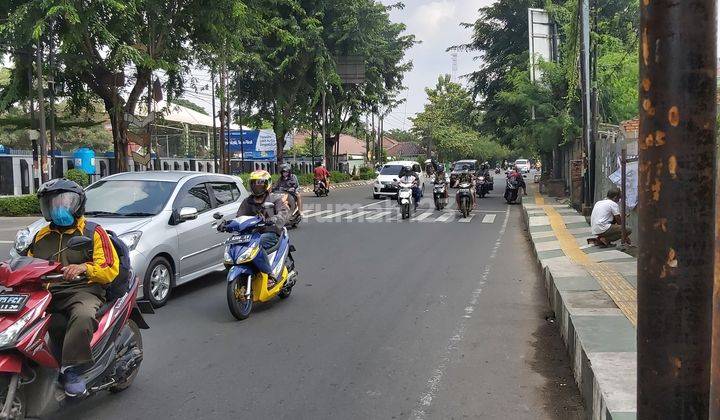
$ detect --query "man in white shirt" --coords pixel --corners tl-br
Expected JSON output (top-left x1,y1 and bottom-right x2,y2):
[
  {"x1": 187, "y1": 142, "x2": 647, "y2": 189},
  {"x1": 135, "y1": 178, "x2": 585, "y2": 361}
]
[{"x1": 590, "y1": 187, "x2": 630, "y2": 246}]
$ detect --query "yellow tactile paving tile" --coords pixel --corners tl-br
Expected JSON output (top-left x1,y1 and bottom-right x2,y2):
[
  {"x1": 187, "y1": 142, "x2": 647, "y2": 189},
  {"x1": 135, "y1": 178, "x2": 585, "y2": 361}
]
[{"x1": 535, "y1": 193, "x2": 638, "y2": 326}]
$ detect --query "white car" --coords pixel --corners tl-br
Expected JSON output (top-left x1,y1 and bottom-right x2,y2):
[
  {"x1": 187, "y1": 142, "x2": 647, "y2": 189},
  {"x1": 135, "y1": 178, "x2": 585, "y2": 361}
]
[
  {"x1": 514, "y1": 159, "x2": 531, "y2": 173},
  {"x1": 372, "y1": 161, "x2": 425, "y2": 199},
  {"x1": 11, "y1": 171, "x2": 247, "y2": 307}
]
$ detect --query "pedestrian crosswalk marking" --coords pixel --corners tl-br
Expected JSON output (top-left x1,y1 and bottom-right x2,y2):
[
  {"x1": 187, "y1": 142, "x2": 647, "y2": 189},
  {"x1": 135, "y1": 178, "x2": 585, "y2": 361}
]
[
  {"x1": 412, "y1": 211, "x2": 434, "y2": 221},
  {"x1": 458, "y1": 214, "x2": 475, "y2": 223},
  {"x1": 435, "y1": 212, "x2": 454, "y2": 222},
  {"x1": 344, "y1": 210, "x2": 374, "y2": 220},
  {"x1": 366, "y1": 211, "x2": 392, "y2": 220},
  {"x1": 482, "y1": 214, "x2": 496, "y2": 224},
  {"x1": 321, "y1": 210, "x2": 354, "y2": 219},
  {"x1": 303, "y1": 210, "x2": 334, "y2": 218}
]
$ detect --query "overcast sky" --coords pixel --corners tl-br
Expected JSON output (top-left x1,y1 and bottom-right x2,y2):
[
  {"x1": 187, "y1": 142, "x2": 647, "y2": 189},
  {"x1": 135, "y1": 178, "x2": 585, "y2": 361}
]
[{"x1": 381, "y1": 0, "x2": 495, "y2": 131}]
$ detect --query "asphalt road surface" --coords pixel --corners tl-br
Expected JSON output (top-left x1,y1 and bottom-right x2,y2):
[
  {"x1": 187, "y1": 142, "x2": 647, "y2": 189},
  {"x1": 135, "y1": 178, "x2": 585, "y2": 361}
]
[{"x1": 5, "y1": 176, "x2": 584, "y2": 419}]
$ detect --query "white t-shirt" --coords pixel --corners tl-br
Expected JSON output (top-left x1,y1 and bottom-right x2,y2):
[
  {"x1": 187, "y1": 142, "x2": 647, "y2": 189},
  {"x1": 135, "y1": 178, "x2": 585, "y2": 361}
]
[{"x1": 590, "y1": 199, "x2": 620, "y2": 235}]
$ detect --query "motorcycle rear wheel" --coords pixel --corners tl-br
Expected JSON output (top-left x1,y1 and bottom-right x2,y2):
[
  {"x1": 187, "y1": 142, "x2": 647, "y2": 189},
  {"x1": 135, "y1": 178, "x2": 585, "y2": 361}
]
[
  {"x1": 0, "y1": 375, "x2": 25, "y2": 420},
  {"x1": 227, "y1": 276, "x2": 253, "y2": 320},
  {"x1": 109, "y1": 320, "x2": 143, "y2": 393}
]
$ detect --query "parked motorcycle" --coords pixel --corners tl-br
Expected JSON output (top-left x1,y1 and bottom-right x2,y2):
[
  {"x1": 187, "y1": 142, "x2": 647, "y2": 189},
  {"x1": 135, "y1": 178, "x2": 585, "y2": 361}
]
[
  {"x1": 314, "y1": 180, "x2": 329, "y2": 197},
  {"x1": 456, "y1": 181, "x2": 473, "y2": 218},
  {"x1": 273, "y1": 186, "x2": 302, "y2": 228},
  {"x1": 505, "y1": 178, "x2": 521, "y2": 204},
  {"x1": 0, "y1": 236, "x2": 152, "y2": 419},
  {"x1": 215, "y1": 211, "x2": 298, "y2": 320},
  {"x1": 396, "y1": 180, "x2": 415, "y2": 219},
  {"x1": 433, "y1": 182, "x2": 448, "y2": 211},
  {"x1": 476, "y1": 175, "x2": 493, "y2": 198}
]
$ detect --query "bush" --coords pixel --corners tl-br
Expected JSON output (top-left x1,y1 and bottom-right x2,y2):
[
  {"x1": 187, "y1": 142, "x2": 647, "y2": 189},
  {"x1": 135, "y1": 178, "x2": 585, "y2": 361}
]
[
  {"x1": 66, "y1": 168, "x2": 89, "y2": 187},
  {"x1": 357, "y1": 166, "x2": 376, "y2": 180},
  {"x1": 0, "y1": 195, "x2": 40, "y2": 216},
  {"x1": 329, "y1": 171, "x2": 352, "y2": 184},
  {"x1": 298, "y1": 173, "x2": 315, "y2": 186}
]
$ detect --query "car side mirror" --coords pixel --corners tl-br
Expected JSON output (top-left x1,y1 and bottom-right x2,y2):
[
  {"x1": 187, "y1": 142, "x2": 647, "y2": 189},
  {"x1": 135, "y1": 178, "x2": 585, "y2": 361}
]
[
  {"x1": 67, "y1": 236, "x2": 93, "y2": 251},
  {"x1": 178, "y1": 207, "x2": 199, "y2": 222},
  {"x1": 213, "y1": 212, "x2": 223, "y2": 220}
]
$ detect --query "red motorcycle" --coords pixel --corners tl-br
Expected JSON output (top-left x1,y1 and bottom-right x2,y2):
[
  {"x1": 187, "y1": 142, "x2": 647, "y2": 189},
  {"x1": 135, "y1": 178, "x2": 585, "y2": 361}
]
[{"x1": 0, "y1": 236, "x2": 152, "y2": 419}]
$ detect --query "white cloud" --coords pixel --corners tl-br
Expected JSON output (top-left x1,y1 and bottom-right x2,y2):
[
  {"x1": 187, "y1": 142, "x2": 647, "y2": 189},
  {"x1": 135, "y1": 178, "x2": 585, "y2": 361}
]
[{"x1": 406, "y1": 1, "x2": 458, "y2": 41}]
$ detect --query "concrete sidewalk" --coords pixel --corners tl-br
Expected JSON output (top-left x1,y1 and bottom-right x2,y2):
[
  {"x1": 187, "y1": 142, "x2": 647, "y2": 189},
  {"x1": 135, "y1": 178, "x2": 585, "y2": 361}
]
[{"x1": 523, "y1": 194, "x2": 637, "y2": 420}]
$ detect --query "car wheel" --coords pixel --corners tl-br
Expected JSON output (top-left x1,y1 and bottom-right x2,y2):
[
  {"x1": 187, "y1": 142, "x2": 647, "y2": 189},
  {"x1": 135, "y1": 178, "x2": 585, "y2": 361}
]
[{"x1": 144, "y1": 256, "x2": 173, "y2": 308}]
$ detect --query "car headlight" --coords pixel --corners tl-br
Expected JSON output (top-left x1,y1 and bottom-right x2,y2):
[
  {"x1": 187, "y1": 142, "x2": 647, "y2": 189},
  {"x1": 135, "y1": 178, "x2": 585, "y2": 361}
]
[
  {"x1": 0, "y1": 307, "x2": 38, "y2": 348},
  {"x1": 118, "y1": 231, "x2": 143, "y2": 251},
  {"x1": 14, "y1": 228, "x2": 32, "y2": 254},
  {"x1": 236, "y1": 245, "x2": 260, "y2": 264}
]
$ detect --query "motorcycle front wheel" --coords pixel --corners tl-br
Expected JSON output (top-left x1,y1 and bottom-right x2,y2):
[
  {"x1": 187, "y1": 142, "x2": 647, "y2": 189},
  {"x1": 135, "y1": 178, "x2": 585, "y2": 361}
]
[
  {"x1": 227, "y1": 276, "x2": 253, "y2": 320},
  {"x1": 401, "y1": 203, "x2": 410, "y2": 219}
]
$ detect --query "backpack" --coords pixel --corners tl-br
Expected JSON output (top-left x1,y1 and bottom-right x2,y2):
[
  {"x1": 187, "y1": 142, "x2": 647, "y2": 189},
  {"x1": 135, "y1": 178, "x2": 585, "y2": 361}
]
[{"x1": 83, "y1": 221, "x2": 132, "y2": 301}]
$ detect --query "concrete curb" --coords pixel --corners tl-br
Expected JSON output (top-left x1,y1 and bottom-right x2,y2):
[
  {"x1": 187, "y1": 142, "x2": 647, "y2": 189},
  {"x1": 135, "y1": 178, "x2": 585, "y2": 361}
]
[
  {"x1": 522, "y1": 200, "x2": 637, "y2": 420},
  {"x1": 298, "y1": 180, "x2": 373, "y2": 193}
]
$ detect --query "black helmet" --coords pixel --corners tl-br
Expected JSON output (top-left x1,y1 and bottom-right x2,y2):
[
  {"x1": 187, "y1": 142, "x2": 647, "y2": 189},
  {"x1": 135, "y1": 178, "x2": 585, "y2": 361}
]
[{"x1": 37, "y1": 178, "x2": 86, "y2": 225}]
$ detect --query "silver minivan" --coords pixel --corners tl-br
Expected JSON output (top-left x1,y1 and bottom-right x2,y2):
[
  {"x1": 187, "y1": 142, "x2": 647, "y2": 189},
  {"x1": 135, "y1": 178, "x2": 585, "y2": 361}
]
[{"x1": 11, "y1": 171, "x2": 247, "y2": 307}]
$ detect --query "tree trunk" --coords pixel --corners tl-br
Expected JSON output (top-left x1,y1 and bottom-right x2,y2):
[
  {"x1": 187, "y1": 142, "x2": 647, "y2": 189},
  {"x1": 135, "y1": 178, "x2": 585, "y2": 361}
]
[
  {"x1": 108, "y1": 108, "x2": 129, "y2": 173},
  {"x1": 275, "y1": 127, "x2": 287, "y2": 165}
]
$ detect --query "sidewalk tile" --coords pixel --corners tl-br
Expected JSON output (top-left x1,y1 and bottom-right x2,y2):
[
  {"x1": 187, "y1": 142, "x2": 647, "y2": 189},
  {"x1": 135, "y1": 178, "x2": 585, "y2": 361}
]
[
  {"x1": 535, "y1": 240, "x2": 562, "y2": 252},
  {"x1": 609, "y1": 412, "x2": 637, "y2": 420},
  {"x1": 573, "y1": 316, "x2": 636, "y2": 353},
  {"x1": 530, "y1": 231, "x2": 558, "y2": 239},
  {"x1": 561, "y1": 215, "x2": 588, "y2": 224},
  {"x1": 529, "y1": 225, "x2": 554, "y2": 233},
  {"x1": 588, "y1": 352, "x2": 637, "y2": 413},
  {"x1": 588, "y1": 250, "x2": 633, "y2": 263},
  {"x1": 566, "y1": 221, "x2": 590, "y2": 229},
  {"x1": 529, "y1": 215, "x2": 551, "y2": 226},
  {"x1": 534, "y1": 235, "x2": 561, "y2": 243},
  {"x1": 554, "y1": 276, "x2": 601, "y2": 291},
  {"x1": 602, "y1": 261, "x2": 637, "y2": 277},
  {"x1": 543, "y1": 256, "x2": 591, "y2": 278},
  {"x1": 562, "y1": 290, "x2": 618, "y2": 310},
  {"x1": 537, "y1": 249, "x2": 566, "y2": 259}
]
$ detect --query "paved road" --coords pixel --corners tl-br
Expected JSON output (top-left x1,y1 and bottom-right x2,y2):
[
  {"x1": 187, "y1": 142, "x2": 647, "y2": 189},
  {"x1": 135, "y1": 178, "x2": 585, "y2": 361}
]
[{"x1": 8, "y1": 177, "x2": 584, "y2": 419}]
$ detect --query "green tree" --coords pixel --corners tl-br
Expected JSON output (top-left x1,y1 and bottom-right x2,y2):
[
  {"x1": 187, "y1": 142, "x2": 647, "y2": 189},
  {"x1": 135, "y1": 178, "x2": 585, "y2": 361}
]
[{"x1": 1, "y1": 0, "x2": 250, "y2": 171}]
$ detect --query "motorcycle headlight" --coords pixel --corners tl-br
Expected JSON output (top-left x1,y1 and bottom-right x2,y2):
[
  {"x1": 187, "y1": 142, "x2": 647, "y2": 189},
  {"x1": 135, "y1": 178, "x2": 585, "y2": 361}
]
[
  {"x1": 118, "y1": 231, "x2": 143, "y2": 251},
  {"x1": 0, "y1": 307, "x2": 37, "y2": 349},
  {"x1": 14, "y1": 228, "x2": 32, "y2": 254},
  {"x1": 236, "y1": 245, "x2": 260, "y2": 264},
  {"x1": 479, "y1": 177, "x2": 485, "y2": 181}
]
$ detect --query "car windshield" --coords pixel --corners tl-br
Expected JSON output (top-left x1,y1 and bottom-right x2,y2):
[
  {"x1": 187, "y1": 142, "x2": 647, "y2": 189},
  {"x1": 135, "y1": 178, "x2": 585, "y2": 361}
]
[
  {"x1": 453, "y1": 163, "x2": 475, "y2": 171},
  {"x1": 84, "y1": 180, "x2": 175, "y2": 217},
  {"x1": 380, "y1": 165, "x2": 404, "y2": 175}
]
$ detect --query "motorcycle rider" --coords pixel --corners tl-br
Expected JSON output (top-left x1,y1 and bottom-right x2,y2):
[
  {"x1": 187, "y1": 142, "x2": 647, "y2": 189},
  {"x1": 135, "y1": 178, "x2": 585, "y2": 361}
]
[
  {"x1": 313, "y1": 162, "x2": 331, "y2": 191},
  {"x1": 27, "y1": 179, "x2": 119, "y2": 397},
  {"x1": 235, "y1": 170, "x2": 290, "y2": 288},
  {"x1": 433, "y1": 164, "x2": 449, "y2": 200},
  {"x1": 275, "y1": 163, "x2": 302, "y2": 213},
  {"x1": 507, "y1": 166, "x2": 527, "y2": 196},
  {"x1": 455, "y1": 170, "x2": 476, "y2": 209},
  {"x1": 397, "y1": 166, "x2": 421, "y2": 210}
]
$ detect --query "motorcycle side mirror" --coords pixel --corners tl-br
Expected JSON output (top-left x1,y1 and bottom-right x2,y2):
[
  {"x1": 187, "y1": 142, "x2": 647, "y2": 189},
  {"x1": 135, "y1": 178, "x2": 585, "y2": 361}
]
[
  {"x1": 213, "y1": 212, "x2": 224, "y2": 220},
  {"x1": 67, "y1": 236, "x2": 93, "y2": 251},
  {"x1": 262, "y1": 202, "x2": 275, "y2": 210}
]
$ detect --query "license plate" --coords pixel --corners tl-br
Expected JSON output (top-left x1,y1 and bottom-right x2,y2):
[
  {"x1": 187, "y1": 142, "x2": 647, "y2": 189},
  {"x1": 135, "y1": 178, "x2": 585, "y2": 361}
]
[
  {"x1": 229, "y1": 234, "x2": 252, "y2": 244},
  {"x1": 0, "y1": 294, "x2": 29, "y2": 314}
]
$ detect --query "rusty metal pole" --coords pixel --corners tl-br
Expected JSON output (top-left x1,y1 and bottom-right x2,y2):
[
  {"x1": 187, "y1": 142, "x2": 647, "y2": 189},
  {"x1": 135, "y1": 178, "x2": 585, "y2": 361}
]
[{"x1": 638, "y1": 0, "x2": 716, "y2": 416}]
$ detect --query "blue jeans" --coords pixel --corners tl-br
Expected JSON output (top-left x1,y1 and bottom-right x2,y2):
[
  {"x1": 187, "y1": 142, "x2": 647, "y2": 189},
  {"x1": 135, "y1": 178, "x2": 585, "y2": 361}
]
[
  {"x1": 259, "y1": 232, "x2": 279, "y2": 250},
  {"x1": 411, "y1": 187, "x2": 422, "y2": 204}
]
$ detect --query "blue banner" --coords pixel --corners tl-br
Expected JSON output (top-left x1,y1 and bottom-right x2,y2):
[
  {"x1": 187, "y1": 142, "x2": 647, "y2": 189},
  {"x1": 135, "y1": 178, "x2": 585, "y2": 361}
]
[{"x1": 227, "y1": 130, "x2": 276, "y2": 161}]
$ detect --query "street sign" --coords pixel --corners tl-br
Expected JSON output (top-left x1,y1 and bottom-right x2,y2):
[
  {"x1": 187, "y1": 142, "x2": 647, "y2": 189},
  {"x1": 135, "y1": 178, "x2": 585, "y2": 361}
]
[
  {"x1": 132, "y1": 151, "x2": 151, "y2": 166},
  {"x1": 124, "y1": 112, "x2": 155, "y2": 129},
  {"x1": 127, "y1": 131, "x2": 151, "y2": 148}
]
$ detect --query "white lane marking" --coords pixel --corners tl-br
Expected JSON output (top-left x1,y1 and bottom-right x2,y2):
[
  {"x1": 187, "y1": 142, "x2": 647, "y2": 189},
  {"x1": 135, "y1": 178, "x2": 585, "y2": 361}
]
[
  {"x1": 302, "y1": 210, "x2": 334, "y2": 218},
  {"x1": 435, "y1": 212, "x2": 454, "y2": 222},
  {"x1": 457, "y1": 214, "x2": 475, "y2": 223},
  {"x1": 320, "y1": 210, "x2": 354, "y2": 219},
  {"x1": 412, "y1": 212, "x2": 434, "y2": 221},
  {"x1": 0, "y1": 240, "x2": 13, "y2": 244},
  {"x1": 344, "y1": 210, "x2": 374, "y2": 220},
  {"x1": 358, "y1": 201, "x2": 388, "y2": 209},
  {"x1": 411, "y1": 207, "x2": 510, "y2": 420},
  {"x1": 482, "y1": 214, "x2": 496, "y2": 224},
  {"x1": 366, "y1": 211, "x2": 392, "y2": 220}
]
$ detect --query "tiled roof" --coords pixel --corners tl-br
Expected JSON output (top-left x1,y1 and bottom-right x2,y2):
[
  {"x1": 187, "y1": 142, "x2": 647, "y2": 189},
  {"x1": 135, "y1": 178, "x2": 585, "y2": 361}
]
[{"x1": 387, "y1": 142, "x2": 425, "y2": 157}]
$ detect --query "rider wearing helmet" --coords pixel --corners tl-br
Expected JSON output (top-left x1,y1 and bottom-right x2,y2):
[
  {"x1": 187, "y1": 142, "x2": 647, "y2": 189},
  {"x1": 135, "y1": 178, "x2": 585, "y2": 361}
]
[
  {"x1": 275, "y1": 163, "x2": 301, "y2": 211},
  {"x1": 28, "y1": 178, "x2": 119, "y2": 397},
  {"x1": 236, "y1": 170, "x2": 290, "y2": 287}
]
